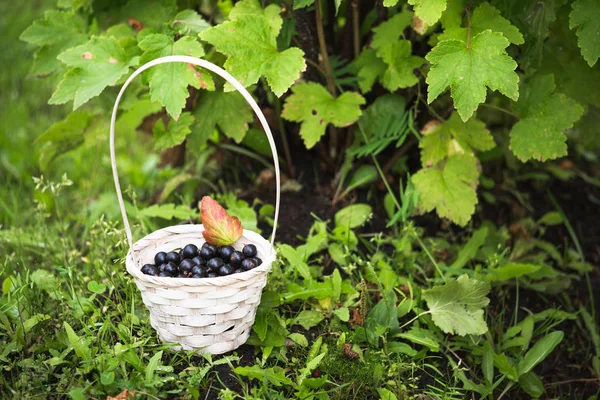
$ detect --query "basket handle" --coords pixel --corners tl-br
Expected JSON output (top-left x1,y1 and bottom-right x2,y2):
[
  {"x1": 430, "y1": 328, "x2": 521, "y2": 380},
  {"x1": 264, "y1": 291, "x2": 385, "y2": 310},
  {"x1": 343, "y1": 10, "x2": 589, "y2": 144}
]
[{"x1": 110, "y1": 55, "x2": 281, "y2": 251}]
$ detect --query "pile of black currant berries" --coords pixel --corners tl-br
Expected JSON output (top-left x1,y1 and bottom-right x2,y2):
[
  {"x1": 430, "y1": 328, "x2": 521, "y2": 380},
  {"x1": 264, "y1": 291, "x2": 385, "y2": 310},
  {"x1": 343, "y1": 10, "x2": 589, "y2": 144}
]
[{"x1": 140, "y1": 242, "x2": 262, "y2": 278}]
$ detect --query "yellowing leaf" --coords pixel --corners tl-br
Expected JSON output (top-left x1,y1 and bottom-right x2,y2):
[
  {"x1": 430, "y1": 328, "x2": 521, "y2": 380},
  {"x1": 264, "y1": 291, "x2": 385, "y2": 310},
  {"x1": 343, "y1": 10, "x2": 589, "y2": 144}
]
[
  {"x1": 139, "y1": 34, "x2": 207, "y2": 119},
  {"x1": 200, "y1": 196, "x2": 243, "y2": 246},
  {"x1": 510, "y1": 74, "x2": 584, "y2": 162},
  {"x1": 153, "y1": 112, "x2": 195, "y2": 150},
  {"x1": 281, "y1": 83, "x2": 365, "y2": 148},
  {"x1": 569, "y1": 0, "x2": 600, "y2": 67},
  {"x1": 199, "y1": 0, "x2": 305, "y2": 96},
  {"x1": 408, "y1": 0, "x2": 447, "y2": 26},
  {"x1": 426, "y1": 30, "x2": 519, "y2": 121},
  {"x1": 413, "y1": 154, "x2": 479, "y2": 226},
  {"x1": 422, "y1": 274, "x2": 490, "y2": 336},
  {"x1": 420, "y1": 112, "x2": 493, "y2": 166},
  {"x1": 439, "y1": 3, "x2": 524, "y2": 45},
  {"x1": 50, "y1": 36, "x2": 138, "y2": 109}
]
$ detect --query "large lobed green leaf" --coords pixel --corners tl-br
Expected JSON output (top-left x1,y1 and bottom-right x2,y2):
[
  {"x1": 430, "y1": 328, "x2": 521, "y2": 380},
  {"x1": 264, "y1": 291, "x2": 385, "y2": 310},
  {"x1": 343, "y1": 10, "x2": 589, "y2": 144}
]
[
  {"x1": 281, "y1": 83, "x2": 365, "y2": 148},
  {"x1": 199, "y1": 0, "x2": 305, "y2": 97},
  {"x1": 569, "y1": 0, "x2": 600, "y2": 67},
  {"x1": 50, "y1": 36, "x2": 138, "y2": 109},
  {"x1": 138, "y1": 34, "x2": 208, "y2": 119},
  {"x1": 510, "y1": 74, "x2": 583, "y2": 162},
  {"x1": 408, "y1": 0, "x2": 448, "y2": 26},
  {"x1": 426, "y1": 30, "x2": 519, "y2": 121},
  {"x1": 422, "y1": 274, "x2": 490, "y2": 336}
]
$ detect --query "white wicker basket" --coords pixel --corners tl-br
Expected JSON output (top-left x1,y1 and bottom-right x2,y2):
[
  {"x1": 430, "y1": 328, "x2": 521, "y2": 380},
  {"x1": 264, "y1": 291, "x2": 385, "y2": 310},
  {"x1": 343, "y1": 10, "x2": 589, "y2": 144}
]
[{"x1": 109, "y1": 56, "x2": 281, "y2": 354}]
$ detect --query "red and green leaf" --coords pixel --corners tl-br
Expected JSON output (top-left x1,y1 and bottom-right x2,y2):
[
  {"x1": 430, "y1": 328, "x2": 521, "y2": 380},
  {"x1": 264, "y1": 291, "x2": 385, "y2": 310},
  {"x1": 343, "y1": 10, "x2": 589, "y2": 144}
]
[{"x1": 200, "y1": 196, "x2": 243, "y2": 246}]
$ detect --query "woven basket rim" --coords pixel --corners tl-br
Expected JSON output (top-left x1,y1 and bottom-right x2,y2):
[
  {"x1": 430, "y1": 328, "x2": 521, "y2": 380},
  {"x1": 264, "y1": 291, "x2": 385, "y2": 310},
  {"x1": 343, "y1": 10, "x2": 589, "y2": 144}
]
[{"x1": 126, "y1": 224, "x2": 276, "y2": 287}]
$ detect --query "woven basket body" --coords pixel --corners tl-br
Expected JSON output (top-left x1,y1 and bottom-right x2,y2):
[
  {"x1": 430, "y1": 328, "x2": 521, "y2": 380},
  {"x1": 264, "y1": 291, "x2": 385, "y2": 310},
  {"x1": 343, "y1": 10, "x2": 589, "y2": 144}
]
[
  {"x1": 126, "y1": 225, "x2": 275, "y2": 354},
  {"x1": 110, "y1": 56, "x2": 281, "y2": 354}
]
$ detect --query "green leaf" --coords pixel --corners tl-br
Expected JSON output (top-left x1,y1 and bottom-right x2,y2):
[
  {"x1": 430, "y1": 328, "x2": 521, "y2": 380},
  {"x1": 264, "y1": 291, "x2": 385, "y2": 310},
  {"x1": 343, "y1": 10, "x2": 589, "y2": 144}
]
[
  {"x1": 36, "y1": 111, "x2": 93, "y2": 145},
  {"x1": 569, "y1": 0, "x2": 600, "y2": 67},
  {"x1": 397, "y1": 326, "x2": 440, "y2": 351},
  {"x1": 422, "y1": 274, "x2": 490, "y2": 336},
  {"x1": 116, "y1": 98, "x2": 163, "y2": 134},
  {"x1": 288, "y1": 333, "x2": 309, "y2": 347},
  {"x1": 139, "y1": 34, "x2": 206, "y2": 119},
  {"x1": 426, "y1": 30, "x2": 519, "y2": 121},
  {"x1": 356, "y1": 13, "x2": 423, "y2": 92},
  {"x1": 519, "y1": 372, "x2": 545, "y2": 398},
  {"x1": 413, "y1": 154, "x2": 479, "y2": 226},
  {"x1": 153, "y1": 112, "x2": 195, "y2": 151},
  {"x1": 63, "y1": 322, "x2": 91, "y2": 361},
  {"x1": 281, "y1": 82, "x2": 365, "y2": 148},
  {"x1": 334, "y1": 307, "x2": 350, "y2": 322},
  {"x1": 22, "y1": 314, "x2": 51, "y2": 333},
  {"x1": 334, "y1": 204, "x2": 372, "y2": 229},
  {"x1": 19, "y1": 10, "x2": 87, "y2": 75},
  {"x1": 355, "y1": 49, "x2": 387, "y2": 93},
  {"x1": 517, "y1": 331, "x2": 564, "y2": 376},
  {"x1": 50, "y1": 36, "x2": 137, "y2": 109},
  {"x1": 510, "y1": 74, "x2": 584, "y2": 162},
  {"x1": 408, "y1": 0, "x2": 447, "y2": 26},
  {"x1": 234, "y1": 365, "x2": 293, "y2": 387},
  {"x1": 420, "y1": 112, "x2": 494, "y2": 166},
  {"x1": 119, "y1": 0, "x2": 178, "y2": 31},
  {"x1": 199, "y1": 0, "x2": 305, "y2": 96},
  {"x1": 377, "y1": 388, "x2": 398, "y2": 400},
  {"x1": 87, "y1": 280, "x2": 106, "y2": 294},
  {"x1": 279, "y1": 244, "x2": 312, "y2": 280},
  {"x1": 294, "y1": 310, "x2": 324, "y2": 330},
  {"x1": 172, "y1": 10, "x2": 211, "y2": 35},
  {"x1": 145, "y1": 351, "x2": 163, "y2": 385},
  {"x1": 100, "y1": 371, "x2": 115, "y2": 385},
  {"x1": 486, "y1": 263, "x2": 541, "y2": 282},
  {"x1": 293, "y1": 0, "x2": 314, "y2": 10},
  {"x1": 193, "y1": 90, "x2": 253, "y2": 144},
  {"x1": 283, "y1": 281, "x2": 333, "y2": 302},
  {"x1": 482, "y1": 342, "x2": 494, "y2": 385},
  {"x1": 341, "y1": 165, "x2": 378, "y2": 196},
  {"x1": 493, "y1": 352, "x2": 518, "y2": 381},
  {"x1": 439, "y1": 3, "x2": 524, "y2": 45},
  {"x1": 138, "y1": 203, "x2": 198, "y2": 220},
  {"x1": 451, "y1": 227, "x2": 488, "y2": 269}
]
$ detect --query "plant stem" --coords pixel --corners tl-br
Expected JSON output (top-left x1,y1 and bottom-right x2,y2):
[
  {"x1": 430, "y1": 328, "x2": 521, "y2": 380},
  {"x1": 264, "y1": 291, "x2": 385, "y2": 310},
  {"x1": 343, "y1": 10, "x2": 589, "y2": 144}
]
[
  {"x1": 274, "y1": 96, "x2": 295, "y2": 176},
  {"x1": 413, "y1": 233, "x2": 447, "y2": 282},
  {"x1": 315, "y1": 0, "x2": 338, "y2": 159},
  {"x1": 479, "y1": 103, "x2": 519, "y2": 118},
  {"x1": 351, "y1": 0, "x2": 360, "y2": 58}
]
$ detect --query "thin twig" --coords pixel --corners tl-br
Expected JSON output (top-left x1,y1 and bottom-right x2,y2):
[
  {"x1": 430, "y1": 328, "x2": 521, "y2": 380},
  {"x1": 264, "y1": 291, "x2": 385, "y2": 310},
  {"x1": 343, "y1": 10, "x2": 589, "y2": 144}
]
[
  {"x1": 545, "y1": 378, "x2": 600, "y2": 387},
  {"x1": 479, "y1": 103, "x2": 519, "y2": 118},
  {"x1": 351, "y1": 0, "x2": 360, "y2": 58}
]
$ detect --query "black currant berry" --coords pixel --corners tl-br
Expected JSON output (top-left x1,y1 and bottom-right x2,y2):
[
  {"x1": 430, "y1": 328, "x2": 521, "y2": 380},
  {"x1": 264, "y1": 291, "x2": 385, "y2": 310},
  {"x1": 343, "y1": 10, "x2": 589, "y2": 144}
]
[
  {"x1": 254, "y1": 257, "x2": 263, "y2": 266},
  {"x1": 159, "y1": 263, "x2": 168, "y2": 273},
  {"x1": 191, "y1": 274, "x2": 204, "y2": 279},
  {"x1": 164, "y1": 262, "x2": 178, "y2": 276},
  {"x1": 166, "y1": 251, "x2": 180, "y2": 264},
  {"x1": 154, "y1": 252, "x2": 167, "y2": 265},
  {"x1": 200, "y1": 246, "x2": 216, "y2": 260},
  {"x1": 241, "y1": 258, "x2": 257, "y2": 271},
  {"x1": 191, "y1": 265, "x2": 207, "y2": 277},
  {"x1": 207, "y1": 257, "x2": 224, "y2": 271},
  {"x1": 219, "y1": 245, "x2": 234, "y2": 260},
  {"x1": 218, "y1": 264, "x2": 234, "y2": 276},
  {"x1": 182, "y1": 244, "x2": 198, "y2": 259},
  {"x1": 243, "y1": 244, "x2": 257, "y2": 258},
  {"x1": 158, "y1": 272, "x2": 170, "y2": 277},
  {"x1": 192, "y1": 256, "x2": 204, "y2": 266},
  {"x1": 141, "y1": 264, "x2": 154, "y2": 274},
  {"x1": 207, "y1": 272, "x2": 218, "y2": 278},
  {"x1": 229, "y1": 251, "x2": 244, "y2": 267},
  {"x1": 179, "y1": 259, "x2": 195, "y2": 275}
]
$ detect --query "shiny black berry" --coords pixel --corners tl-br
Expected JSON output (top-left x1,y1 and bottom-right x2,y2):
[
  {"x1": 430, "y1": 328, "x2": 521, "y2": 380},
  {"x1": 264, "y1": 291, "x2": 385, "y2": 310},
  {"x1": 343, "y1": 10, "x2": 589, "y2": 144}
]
[
  {"x1": 241, "y1": 258, "x2": 257, "y2": 271},
  {"x1": 164, "y1": 262, "x2": 178, "y2": 276},
  {"x1": 254, "y1": 257, "x2": 263, "y2": 266},
  {"x1": 243, "y1": 244, "x2": 257, "y2": 258},
  {"x1": 154, "y1": 252, "x2": 167, "y2": 265},
  {"x1": 142, "y1": 264, "x2": 159, "y2": 276},
  {"x1": 158, "y1": 272, "x2": 170, "y2": 277},
  {"x1": 207, "y1": 272, "x2": 218, "y2": 278},
  {"x1": 229, "y1": 251, "x2": 244, "y2": 267},
  {"x1": 141, "y1": 264, "x2": 154, "y2": 274},
  {"x1": 159, "y1": 263, "x2": 168, "y2": 273},
  {"x1": 207, "y1": 257, "x2": 224, "y2": 271},
  {"x1": 166, "y1": 251, "x2": 180, "y2": 264},
  {"x1": 182, "y1": 244, "x2": 198, "y2": 259},
  {"x1": 200, "y1": 246, "x2": 216, "y2": 260},
  {"x1": 179, "y1": 259, "x2": 195, "y2": 275},
  {"x1": 191, "y1": 274, "x2": 204, "y2": 279},
  {"x1": 191, "y1": 265, "x2": 207, "y2": 277},
  {"x1": 192, "y1": 256, "x2": 204, "y2": 266},
  {"x1": 218, "y1": 264, "x2": 234, "y2": 276},
  {"x1": 219, "y1": 245, "x2": 235, "y2": 260}
]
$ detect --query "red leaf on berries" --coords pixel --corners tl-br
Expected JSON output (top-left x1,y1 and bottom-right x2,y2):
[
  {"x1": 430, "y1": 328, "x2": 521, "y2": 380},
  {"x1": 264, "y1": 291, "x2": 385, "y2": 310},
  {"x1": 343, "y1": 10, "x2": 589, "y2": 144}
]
[{"x1": 200, "y1": 196, "x2": 243, "y2": 246}]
